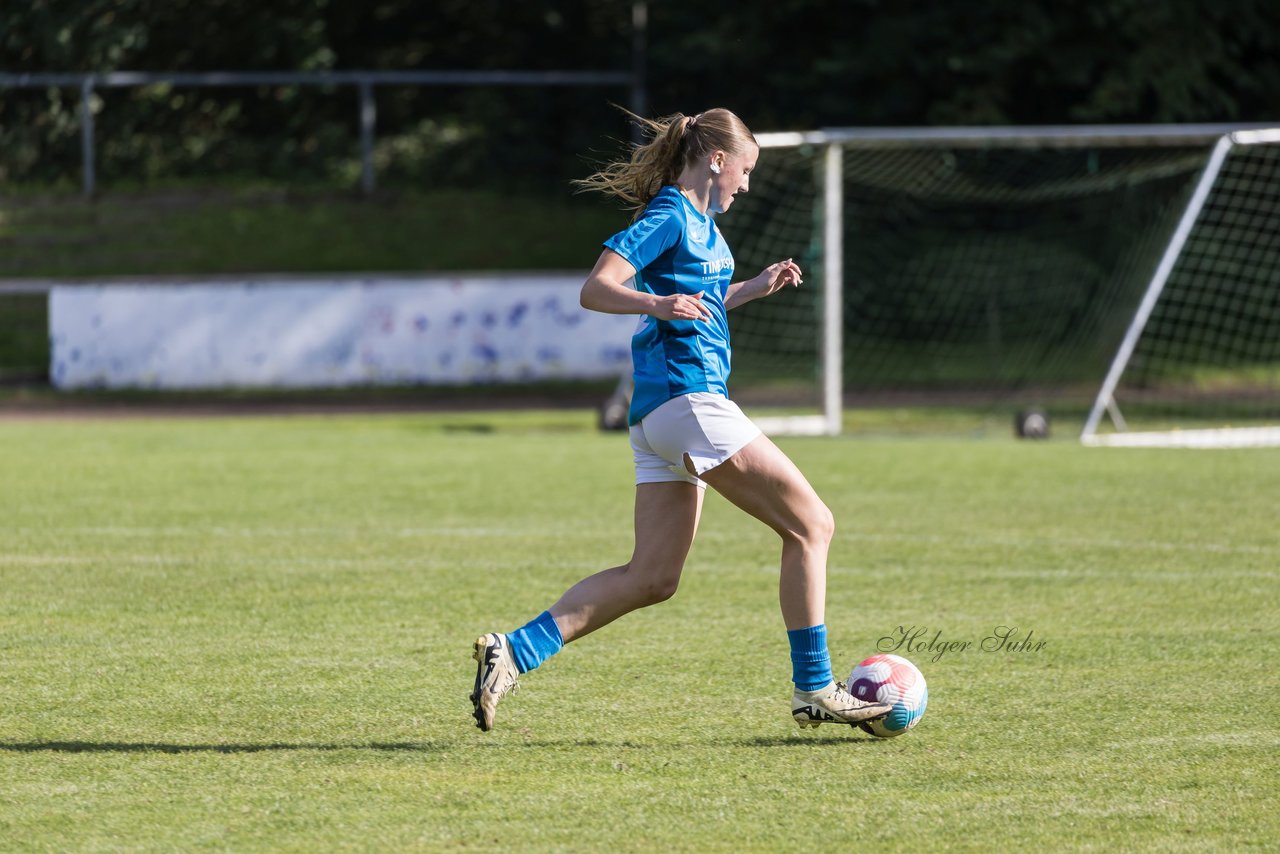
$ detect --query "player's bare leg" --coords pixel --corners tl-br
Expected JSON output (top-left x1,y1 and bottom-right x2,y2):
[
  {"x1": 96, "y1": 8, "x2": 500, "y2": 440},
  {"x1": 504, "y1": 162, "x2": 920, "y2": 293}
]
[
  {"x1": 471, "y1": 482, "x2": 702, "y2": 731},
  {"x1": 697, "y1": 434, "x2": 831, "y2": 630},
  {"x1": 548, "y1": 481, "x2": 703, "y2": 642},
  {"x1": 698, "y1": 435, "x2": 890, "y2": 727}
]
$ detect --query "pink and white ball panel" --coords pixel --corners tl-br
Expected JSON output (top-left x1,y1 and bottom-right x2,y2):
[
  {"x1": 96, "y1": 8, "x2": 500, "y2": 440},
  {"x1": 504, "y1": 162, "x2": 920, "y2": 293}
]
[{"x1": 847, "y1": 653, "x2": 928, "y2": 738}]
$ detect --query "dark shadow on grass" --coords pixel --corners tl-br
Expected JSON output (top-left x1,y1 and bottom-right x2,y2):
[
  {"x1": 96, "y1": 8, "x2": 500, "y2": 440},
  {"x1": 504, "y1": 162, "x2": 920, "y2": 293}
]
[
  {"x1": 0, "y1": 740, "x2": 446, "y2": 754},
  {"x1": 442, "y1": 422, "x2": 496, "y2": 434},
  {"x1": 740, "y1": 734, "x2": 887, "y2": 747},
  {"x1": 468, "y1": 734, "x2": 886, "y2": 749}
]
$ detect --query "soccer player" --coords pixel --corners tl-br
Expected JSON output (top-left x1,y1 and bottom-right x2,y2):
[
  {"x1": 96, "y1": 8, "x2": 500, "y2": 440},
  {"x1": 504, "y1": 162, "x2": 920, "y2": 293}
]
[{"x1": 470, "y1": 108, "x2": 890, "y2": 732}]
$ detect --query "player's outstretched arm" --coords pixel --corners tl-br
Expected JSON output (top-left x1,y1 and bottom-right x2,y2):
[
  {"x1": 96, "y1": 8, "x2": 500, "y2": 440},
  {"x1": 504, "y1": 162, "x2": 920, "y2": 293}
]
[
  {"x1": 724, "y1": 258, "x2": 803, "y2": 310},
  {"x1": 581, "y1": 249, "x2": 712, "y2": 321}
]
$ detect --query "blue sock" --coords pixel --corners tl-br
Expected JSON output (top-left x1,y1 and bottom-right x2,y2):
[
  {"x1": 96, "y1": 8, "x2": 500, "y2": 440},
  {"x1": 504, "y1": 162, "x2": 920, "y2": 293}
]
[
  {"x1": 788, "y1": 624, "x2": 834, "y2": 692},
  {"x1": 506, "y1": 610, "x2": 564, "y2": 674}
]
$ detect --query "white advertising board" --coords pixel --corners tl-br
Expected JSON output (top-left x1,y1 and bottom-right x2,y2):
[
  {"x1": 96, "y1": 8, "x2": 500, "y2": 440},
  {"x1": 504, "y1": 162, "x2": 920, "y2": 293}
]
[{"x1": 49, "y1": 275, "x2": 634, "y2": 389}]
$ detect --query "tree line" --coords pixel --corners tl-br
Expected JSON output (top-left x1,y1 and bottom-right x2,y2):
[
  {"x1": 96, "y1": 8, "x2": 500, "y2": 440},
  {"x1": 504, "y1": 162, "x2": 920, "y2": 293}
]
[{"x1": 3, "y1": 0, "x2": 1278, "y2": 189}]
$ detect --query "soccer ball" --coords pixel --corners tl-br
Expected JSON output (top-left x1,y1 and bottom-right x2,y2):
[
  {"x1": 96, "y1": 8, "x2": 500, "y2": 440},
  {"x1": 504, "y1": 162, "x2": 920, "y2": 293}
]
[
  {"x1": 1015, "y1": 408, "x2": 1050, "y2": 439},
  {"x1": 847, "y1": 654, "x2": 928, "y2": 738}
]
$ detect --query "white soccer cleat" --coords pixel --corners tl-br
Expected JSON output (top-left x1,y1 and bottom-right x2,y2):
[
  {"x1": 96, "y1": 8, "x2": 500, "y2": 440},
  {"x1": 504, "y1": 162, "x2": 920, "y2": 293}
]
[
  {"x1": 470, "y1": 633, "x2": 520, "y2": 732},
  {"x1": 792, "y1": 680, "x2": 892, "y2": 729}
]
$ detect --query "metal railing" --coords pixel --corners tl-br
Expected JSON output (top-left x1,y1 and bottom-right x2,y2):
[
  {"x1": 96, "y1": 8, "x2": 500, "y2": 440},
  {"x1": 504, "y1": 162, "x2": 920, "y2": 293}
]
[{"x1": 0, "y1": 68, "x2": 642, "y2": 197}]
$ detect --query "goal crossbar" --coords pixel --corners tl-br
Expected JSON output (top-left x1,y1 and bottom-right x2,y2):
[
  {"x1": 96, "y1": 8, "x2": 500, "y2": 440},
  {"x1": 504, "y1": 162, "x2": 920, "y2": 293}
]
[{"x1": 757, "y1": 123, "x2": 1280, "y2": 150}]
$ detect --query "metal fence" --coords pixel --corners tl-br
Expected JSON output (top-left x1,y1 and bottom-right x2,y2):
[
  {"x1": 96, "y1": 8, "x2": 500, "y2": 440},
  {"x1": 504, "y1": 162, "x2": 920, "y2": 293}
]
[{"x1": 0, "y1": 68, "x2": 643, "y2": 197}]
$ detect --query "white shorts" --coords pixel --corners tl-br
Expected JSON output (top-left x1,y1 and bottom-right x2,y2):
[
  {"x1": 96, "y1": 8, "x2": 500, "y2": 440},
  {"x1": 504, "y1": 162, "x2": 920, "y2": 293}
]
[{"x1": 629, "y1": 392, "x2": 762, "y2": 489}]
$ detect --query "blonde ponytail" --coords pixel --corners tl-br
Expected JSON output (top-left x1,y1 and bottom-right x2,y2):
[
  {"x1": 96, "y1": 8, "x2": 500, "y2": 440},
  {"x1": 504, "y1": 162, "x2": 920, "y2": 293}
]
[{"x1": 574, "y1": 107, "x2": 756, "y2": 219}]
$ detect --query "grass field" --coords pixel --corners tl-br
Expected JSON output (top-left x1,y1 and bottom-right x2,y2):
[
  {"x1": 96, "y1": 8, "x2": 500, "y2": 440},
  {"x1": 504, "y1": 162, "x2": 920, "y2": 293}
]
[{"x1": 1, "y1": 409, "x2": 1277, "y2": 851}]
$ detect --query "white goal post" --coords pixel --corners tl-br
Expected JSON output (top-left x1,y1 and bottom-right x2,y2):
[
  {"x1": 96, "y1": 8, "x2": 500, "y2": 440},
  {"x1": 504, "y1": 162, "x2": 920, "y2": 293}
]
[
  {"x1": 604, "y1": 123, "x2": 1280, "y2": 438},
  {"x1": 1080, "y1": 128, "x2": 1280, "y2": 448},
  {"x1": 746, "y1": 137, "x2": 844, "y2": 437}
]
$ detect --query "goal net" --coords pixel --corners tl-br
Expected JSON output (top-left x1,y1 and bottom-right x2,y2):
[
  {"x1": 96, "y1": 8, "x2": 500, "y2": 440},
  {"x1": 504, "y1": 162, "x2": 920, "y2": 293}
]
[
  {"x1": 721, "y1": 124, "x2": 1280, "y2": 439},
  {"x1": 1081, "y1": 130, "x2": 1280, "y2": 447},
  {"x1": 718, "y1": 140, "x2": 838, "y2": 435}
]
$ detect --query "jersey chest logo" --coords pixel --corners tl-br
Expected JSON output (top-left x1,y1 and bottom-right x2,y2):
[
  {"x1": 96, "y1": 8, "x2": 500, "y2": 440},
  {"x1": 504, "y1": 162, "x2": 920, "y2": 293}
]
[{"x1": 699, "y1": 256, "x2": 735, "y2": 276}]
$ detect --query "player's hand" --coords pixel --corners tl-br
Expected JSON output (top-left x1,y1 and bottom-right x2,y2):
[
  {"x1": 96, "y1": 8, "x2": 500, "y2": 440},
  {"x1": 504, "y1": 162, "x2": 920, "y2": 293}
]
[
  {"x1": 652, "y1": 291, "x2": 712, "y2": 321},
  {"x1": 753, "y1": 258, "x2": 803, "y2": 298}
]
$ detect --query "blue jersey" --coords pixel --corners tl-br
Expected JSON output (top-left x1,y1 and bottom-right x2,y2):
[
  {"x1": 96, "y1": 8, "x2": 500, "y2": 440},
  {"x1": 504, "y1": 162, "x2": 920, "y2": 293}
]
[{"x1": 602, "y1": 185, "x2": 736, "y2": 424}]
